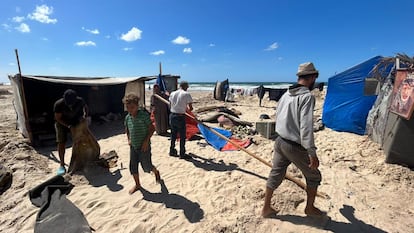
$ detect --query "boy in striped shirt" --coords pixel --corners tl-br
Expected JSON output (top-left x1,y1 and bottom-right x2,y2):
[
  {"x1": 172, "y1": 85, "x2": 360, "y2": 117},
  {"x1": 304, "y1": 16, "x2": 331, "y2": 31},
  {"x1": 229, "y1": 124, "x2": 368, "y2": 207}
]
[{"x1": 123, "y1": 94, "x2": 161, "y2": 194}]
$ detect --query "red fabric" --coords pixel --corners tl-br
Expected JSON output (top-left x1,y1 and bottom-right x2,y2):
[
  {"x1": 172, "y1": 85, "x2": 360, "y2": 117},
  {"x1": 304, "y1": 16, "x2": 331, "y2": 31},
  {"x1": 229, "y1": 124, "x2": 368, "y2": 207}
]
[
  {"x1": 175, "y1": 111, "x2": 200, "y2": 140},
  {"x1": 221, "y1": 137, "x2": 252, "y2": 151},
  {"x1": 185, "y1": 111, "x2": 199, "y2": 140}
]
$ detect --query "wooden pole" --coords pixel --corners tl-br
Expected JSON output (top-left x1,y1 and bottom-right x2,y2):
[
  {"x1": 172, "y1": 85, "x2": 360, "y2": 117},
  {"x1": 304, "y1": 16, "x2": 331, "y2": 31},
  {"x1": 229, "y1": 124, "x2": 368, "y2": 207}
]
[
  {"x1": 15, "y1": 49, "x2": 22, "y2": 74},
  {"x1": 14, "y1": 49, "x2": 33, "y2": 143},
  {"x1": 159, "y1": 62, "x2": 162, "y2": 75},
  {"x1": 154, "y1": 94, "x2": 329, "y2": 199}
]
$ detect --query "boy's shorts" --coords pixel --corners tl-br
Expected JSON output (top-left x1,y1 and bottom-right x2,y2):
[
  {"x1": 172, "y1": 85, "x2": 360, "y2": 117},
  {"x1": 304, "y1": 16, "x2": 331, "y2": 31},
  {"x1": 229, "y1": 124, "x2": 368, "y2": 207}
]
[{"x1": 129, "y1": 146, "x2": 153, "y2": 174}]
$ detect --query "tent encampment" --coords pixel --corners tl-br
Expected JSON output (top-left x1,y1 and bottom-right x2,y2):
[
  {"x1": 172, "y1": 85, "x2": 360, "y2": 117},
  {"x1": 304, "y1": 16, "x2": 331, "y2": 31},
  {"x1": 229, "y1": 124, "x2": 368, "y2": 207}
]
[
  {"x1": 8, "y1": 74, "x2": 179, "y2": 145},
  {"x1": 322, "y1": 56, "x2": 393, "y2": 135}
]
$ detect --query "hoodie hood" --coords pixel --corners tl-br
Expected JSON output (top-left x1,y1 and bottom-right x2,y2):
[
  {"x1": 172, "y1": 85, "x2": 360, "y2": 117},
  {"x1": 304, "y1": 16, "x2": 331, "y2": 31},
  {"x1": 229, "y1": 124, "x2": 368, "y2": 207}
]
[{"x1": 288, "y1": 84, "x2": 310, "y2": 96}]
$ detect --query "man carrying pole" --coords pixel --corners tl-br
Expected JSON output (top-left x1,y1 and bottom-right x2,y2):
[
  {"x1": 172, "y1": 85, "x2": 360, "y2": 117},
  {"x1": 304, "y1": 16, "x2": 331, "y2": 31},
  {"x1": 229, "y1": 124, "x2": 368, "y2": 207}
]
[
  {"x1": 168, "y1": 80, "x2": 193, "y2": 160},
  {"x1": 262, "y1": 62, "x2": 325, "y2": 218}
]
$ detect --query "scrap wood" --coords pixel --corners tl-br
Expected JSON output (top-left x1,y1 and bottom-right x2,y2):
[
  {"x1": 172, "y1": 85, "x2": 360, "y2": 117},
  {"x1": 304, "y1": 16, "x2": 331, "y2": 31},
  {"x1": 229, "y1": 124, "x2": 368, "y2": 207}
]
[
  {"x1": 194, "y1": 105, "x2": 225, "y2": 113},
  {"x1": 97, "y1": 150, "x2": 119, "y2": 168}
]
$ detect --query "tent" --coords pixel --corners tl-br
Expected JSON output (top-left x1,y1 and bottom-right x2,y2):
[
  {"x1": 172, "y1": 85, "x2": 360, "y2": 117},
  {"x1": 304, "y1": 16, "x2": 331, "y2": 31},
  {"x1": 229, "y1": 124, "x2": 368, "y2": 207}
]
[
  {"x1": 366, "y1": 54, "x2": 414, "y2": 168},
  {"x1": 8, "y1": 74, "x2": 161, "y2": 145},
  {"x1": 322, "y1": 56, "x2": 393, "y2": 135},
  {"x1": 213, "y1": 79, "x2": 229, "y2": 101}
]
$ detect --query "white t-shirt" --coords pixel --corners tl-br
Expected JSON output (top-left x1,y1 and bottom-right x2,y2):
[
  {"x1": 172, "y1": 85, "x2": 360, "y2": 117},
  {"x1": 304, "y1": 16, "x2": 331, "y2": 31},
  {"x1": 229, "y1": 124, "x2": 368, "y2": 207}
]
[{"x1": 169, "y1": 89, "x2": 193, "y2": 114}]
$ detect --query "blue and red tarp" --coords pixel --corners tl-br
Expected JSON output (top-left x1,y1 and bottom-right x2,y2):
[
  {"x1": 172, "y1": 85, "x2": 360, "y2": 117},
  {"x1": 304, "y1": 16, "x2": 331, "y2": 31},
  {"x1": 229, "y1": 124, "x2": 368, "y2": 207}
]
[{"x1": 184, "y1": 111, "x2": 252, "y2": 151}]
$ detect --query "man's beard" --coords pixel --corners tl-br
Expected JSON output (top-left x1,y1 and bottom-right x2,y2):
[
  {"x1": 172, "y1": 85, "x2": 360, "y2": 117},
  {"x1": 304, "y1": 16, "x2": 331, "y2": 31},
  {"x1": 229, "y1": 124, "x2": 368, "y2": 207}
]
[{"x1": 309, "y1": 81, "x2": 316, "y2": 91}]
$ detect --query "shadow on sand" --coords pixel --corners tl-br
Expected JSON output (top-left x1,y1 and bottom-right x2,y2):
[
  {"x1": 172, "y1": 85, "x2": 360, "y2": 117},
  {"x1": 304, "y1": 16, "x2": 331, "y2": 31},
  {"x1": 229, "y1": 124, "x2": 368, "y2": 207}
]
[
  {"x1": 79, "y1": 166, "x2": 124, "y2": 192},
  {"x1": 272, "y1": 205, "x2": 387, "y2": 233},
  {"x1": 137, "y1": 179, "x2": 204, "y2": 223},
  {"x1": 187, "y1": 153, "x2": 268, "y2": 181}
]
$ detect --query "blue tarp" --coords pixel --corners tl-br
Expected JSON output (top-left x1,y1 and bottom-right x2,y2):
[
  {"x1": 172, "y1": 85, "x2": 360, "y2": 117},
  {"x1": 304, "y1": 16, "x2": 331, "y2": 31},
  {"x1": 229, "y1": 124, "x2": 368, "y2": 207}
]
[
  {"x1": 322, "y1": 56, "x2": 385, "y2": 135},
  {"x1": 197, "y1": 124, "x2": 232, "y2": 151},
  {"x1": 156, "y1": 74, "x2": 167, "y2": 93}
]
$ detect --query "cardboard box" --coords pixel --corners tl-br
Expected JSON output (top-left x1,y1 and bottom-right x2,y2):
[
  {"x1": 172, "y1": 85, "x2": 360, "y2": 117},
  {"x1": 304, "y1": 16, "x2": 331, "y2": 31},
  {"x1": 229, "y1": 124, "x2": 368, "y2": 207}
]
[{"x1": 255, "y1": 121, "x2": 277, "y2": 139}]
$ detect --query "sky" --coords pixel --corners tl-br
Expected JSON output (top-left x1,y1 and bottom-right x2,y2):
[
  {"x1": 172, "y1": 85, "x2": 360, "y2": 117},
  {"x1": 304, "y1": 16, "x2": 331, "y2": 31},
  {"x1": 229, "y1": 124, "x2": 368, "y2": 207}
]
[{"x1": 0, "y1": 0, "x2": 413, "y2": 84}]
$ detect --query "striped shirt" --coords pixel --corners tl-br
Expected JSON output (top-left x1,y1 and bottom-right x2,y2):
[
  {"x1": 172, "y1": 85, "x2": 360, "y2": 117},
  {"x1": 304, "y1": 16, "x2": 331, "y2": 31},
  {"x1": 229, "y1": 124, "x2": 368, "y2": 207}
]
[{"x1": 124, "y1": 109, "x2": 151, "y2": 150}]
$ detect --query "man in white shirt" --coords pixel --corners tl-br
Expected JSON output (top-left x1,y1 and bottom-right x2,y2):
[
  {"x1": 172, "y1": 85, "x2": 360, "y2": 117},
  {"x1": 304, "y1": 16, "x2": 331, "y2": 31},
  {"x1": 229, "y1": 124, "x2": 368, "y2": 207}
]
[{"x1": 169, "y1": 81, "x2": 193, "y2": 159}]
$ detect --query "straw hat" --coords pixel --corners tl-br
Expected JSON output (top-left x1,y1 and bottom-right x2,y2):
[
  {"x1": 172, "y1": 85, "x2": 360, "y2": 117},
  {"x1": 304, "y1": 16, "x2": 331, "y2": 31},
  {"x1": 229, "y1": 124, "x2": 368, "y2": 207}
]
[{"x1": 296, "y1": 62, "x2": 319, "y2": 76}]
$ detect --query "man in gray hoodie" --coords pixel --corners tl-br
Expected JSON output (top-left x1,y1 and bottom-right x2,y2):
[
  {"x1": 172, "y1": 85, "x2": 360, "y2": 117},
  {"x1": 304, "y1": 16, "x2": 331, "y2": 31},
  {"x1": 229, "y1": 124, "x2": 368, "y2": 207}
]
[{"x1": 262, "y1": 62, "x2": 324, "y2": 218}]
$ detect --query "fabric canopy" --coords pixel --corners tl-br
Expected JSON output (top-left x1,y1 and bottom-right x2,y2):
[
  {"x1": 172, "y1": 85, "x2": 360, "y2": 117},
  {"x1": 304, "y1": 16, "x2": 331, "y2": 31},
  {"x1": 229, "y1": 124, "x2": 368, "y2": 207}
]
[{"x1": 322, "y1": 56, "x2": 388, "y2": 135}]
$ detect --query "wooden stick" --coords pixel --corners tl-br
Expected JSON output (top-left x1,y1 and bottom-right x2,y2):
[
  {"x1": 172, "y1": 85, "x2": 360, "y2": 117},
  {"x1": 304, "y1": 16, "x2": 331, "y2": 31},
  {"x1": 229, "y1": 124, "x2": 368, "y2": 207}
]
[
  {"x1": 159, "y1": 62, "x2": 162, "y2": 75},
  {"x1": 154, "y1": 94, "x2": 329, "y2": 199},
  {"x1": 14, "y1": 49, "x2": 33, "y2": 143}
]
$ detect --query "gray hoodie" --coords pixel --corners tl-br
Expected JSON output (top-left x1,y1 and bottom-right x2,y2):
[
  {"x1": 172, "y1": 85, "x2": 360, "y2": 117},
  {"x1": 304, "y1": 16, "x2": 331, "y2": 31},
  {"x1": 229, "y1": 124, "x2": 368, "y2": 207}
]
[{"x1": 275, "y1": 84, "x2": 317, "y2": 157}]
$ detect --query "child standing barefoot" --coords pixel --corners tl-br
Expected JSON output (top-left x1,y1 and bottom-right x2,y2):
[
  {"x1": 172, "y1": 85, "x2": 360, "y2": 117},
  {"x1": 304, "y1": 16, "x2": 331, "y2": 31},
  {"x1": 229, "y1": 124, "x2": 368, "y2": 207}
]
[{"x1": 123, "y1": 94, "x2": 161, "y2": 194}]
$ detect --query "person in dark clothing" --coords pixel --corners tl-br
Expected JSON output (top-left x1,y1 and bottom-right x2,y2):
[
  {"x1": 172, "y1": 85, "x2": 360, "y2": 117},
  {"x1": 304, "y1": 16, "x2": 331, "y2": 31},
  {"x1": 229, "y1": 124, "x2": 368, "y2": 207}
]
[
  {"x1": 53, "y1": 89, "x2": 88, "y2": 175},
  {"x1": 150, "y1": 84, "x2": 170, "y2": 136}
]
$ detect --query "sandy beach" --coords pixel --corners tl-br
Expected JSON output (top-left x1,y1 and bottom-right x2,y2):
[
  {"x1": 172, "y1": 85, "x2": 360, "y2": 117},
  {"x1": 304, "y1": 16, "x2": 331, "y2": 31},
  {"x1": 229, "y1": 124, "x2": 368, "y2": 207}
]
[{"x1": 1, "y1": 84, "x2": 413, "y2": 233}]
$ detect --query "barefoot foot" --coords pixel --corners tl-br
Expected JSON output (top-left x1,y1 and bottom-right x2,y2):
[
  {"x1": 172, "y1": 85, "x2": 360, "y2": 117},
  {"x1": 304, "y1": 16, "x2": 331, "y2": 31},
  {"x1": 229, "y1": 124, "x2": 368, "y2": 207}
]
[
  {"x1": 262, "y1": 207, "x2": 279, "y2": 218},
  {"x1": 305, "y1": 206, "x2": 326, "y2": 217},
  {"x1": 129, "y1": 185, "x2": 141, "y2": 194}
]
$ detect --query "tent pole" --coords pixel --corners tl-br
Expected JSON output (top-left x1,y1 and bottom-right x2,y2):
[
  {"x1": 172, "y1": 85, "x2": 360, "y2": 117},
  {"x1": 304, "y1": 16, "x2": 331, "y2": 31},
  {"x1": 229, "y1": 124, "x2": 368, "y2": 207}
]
[
  {"x1": 154, "y1": 94, "x2": 329, "y2": 199},
  {"x1": 159, "y1": 62, "x2": 162, "y2": 75},
  {"x1": 14, "y1": 49, "x2": 33, "y2": 144}
]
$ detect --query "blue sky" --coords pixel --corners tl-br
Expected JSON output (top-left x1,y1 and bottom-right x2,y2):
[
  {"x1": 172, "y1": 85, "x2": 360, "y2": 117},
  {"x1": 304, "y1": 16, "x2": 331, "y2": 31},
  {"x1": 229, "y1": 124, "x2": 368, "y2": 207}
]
[{"x1": 0, "y1": 0, "x2": 412, "y2": 84}]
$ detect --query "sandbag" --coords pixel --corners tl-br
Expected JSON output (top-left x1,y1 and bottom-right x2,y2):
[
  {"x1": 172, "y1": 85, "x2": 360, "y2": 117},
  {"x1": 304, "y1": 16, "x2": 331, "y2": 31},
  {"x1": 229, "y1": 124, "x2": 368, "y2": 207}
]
[{"x1": 68, "y1": 118, "x2": 100, "y2": 174}]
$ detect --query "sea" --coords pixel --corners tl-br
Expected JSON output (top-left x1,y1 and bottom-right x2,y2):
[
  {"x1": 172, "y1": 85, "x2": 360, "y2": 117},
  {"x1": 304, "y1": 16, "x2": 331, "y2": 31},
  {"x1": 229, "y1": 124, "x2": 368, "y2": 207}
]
[{"x1": 145, "y1": 81, "x2": 298, "y2": 92}]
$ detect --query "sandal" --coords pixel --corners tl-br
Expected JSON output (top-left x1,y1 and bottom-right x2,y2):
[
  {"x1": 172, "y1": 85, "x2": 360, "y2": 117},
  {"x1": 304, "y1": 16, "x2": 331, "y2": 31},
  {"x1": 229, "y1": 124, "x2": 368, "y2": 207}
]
[{"x1": 57, "y1": 166, "x2": 66, "y2": 176}]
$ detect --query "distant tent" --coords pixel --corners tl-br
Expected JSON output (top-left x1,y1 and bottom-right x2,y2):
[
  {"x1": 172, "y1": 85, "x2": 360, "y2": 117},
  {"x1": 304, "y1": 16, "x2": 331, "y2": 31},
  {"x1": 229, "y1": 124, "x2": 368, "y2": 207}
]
[
  {"x1": 322, "y1": 56, "x2": 393, "y2": 135},
  {"x1": 213, "y1": 79, "x2": 229, "y2": 101}
]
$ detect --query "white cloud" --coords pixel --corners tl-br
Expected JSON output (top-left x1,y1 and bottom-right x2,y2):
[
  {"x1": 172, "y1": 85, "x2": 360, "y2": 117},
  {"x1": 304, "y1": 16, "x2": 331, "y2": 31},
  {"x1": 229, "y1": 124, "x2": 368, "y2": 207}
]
[
  {"x1": 75, "y1": 41, "x2": 96, "y2": 47},
  {"x1": 8, "y1": 62, "x2": 15, "y2": 66},
  {"x1": 15, "y1": 23, "x2": 30, "y2": 33},
  {"x1": 209, "y1": 43, "x2": 215, "y2": 47},
  {"x1": 105, "y1": 35, "x2": 111, "y2": 39},
  {"x1": 265, "y1": 42, "x2": 279, "y2": 51},
  {"x1": 2, "y1": 23, "x2": 12, "y2": 31},
  {"x1": 28, "y1": 5, "x2": 57, "y2": 24},
  {"x1": 150, "y1": 50, "x2": 165, "y2": 56},
  {"x1": 82, "y1": 27, "x2": 100, "y2": 34},
  {"x1": 183, "y1": 48, "x2": 192, "y2": 53},
  {"x1": 123, "y1": 47, "x2": 133, "y2": 51},
  {"x1": 41, "y1": 37, "x2": 48, "y2": 41},
  {"x1": 12, "y1": 16, "x2": 25, "y2": 23},
  {"x1": 121, "y1": 27, "x2": 142, "y2": 42},
  {"x1": 172, "y1": 36, "x2": 190, "y2": 45}
]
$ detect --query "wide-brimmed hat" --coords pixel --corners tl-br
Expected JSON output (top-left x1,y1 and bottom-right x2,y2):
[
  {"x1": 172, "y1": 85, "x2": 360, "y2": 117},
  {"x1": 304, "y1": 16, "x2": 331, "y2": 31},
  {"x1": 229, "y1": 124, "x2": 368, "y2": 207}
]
[{"x1": 296, "y1": 62, "x2": 319, "y2": 76}]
